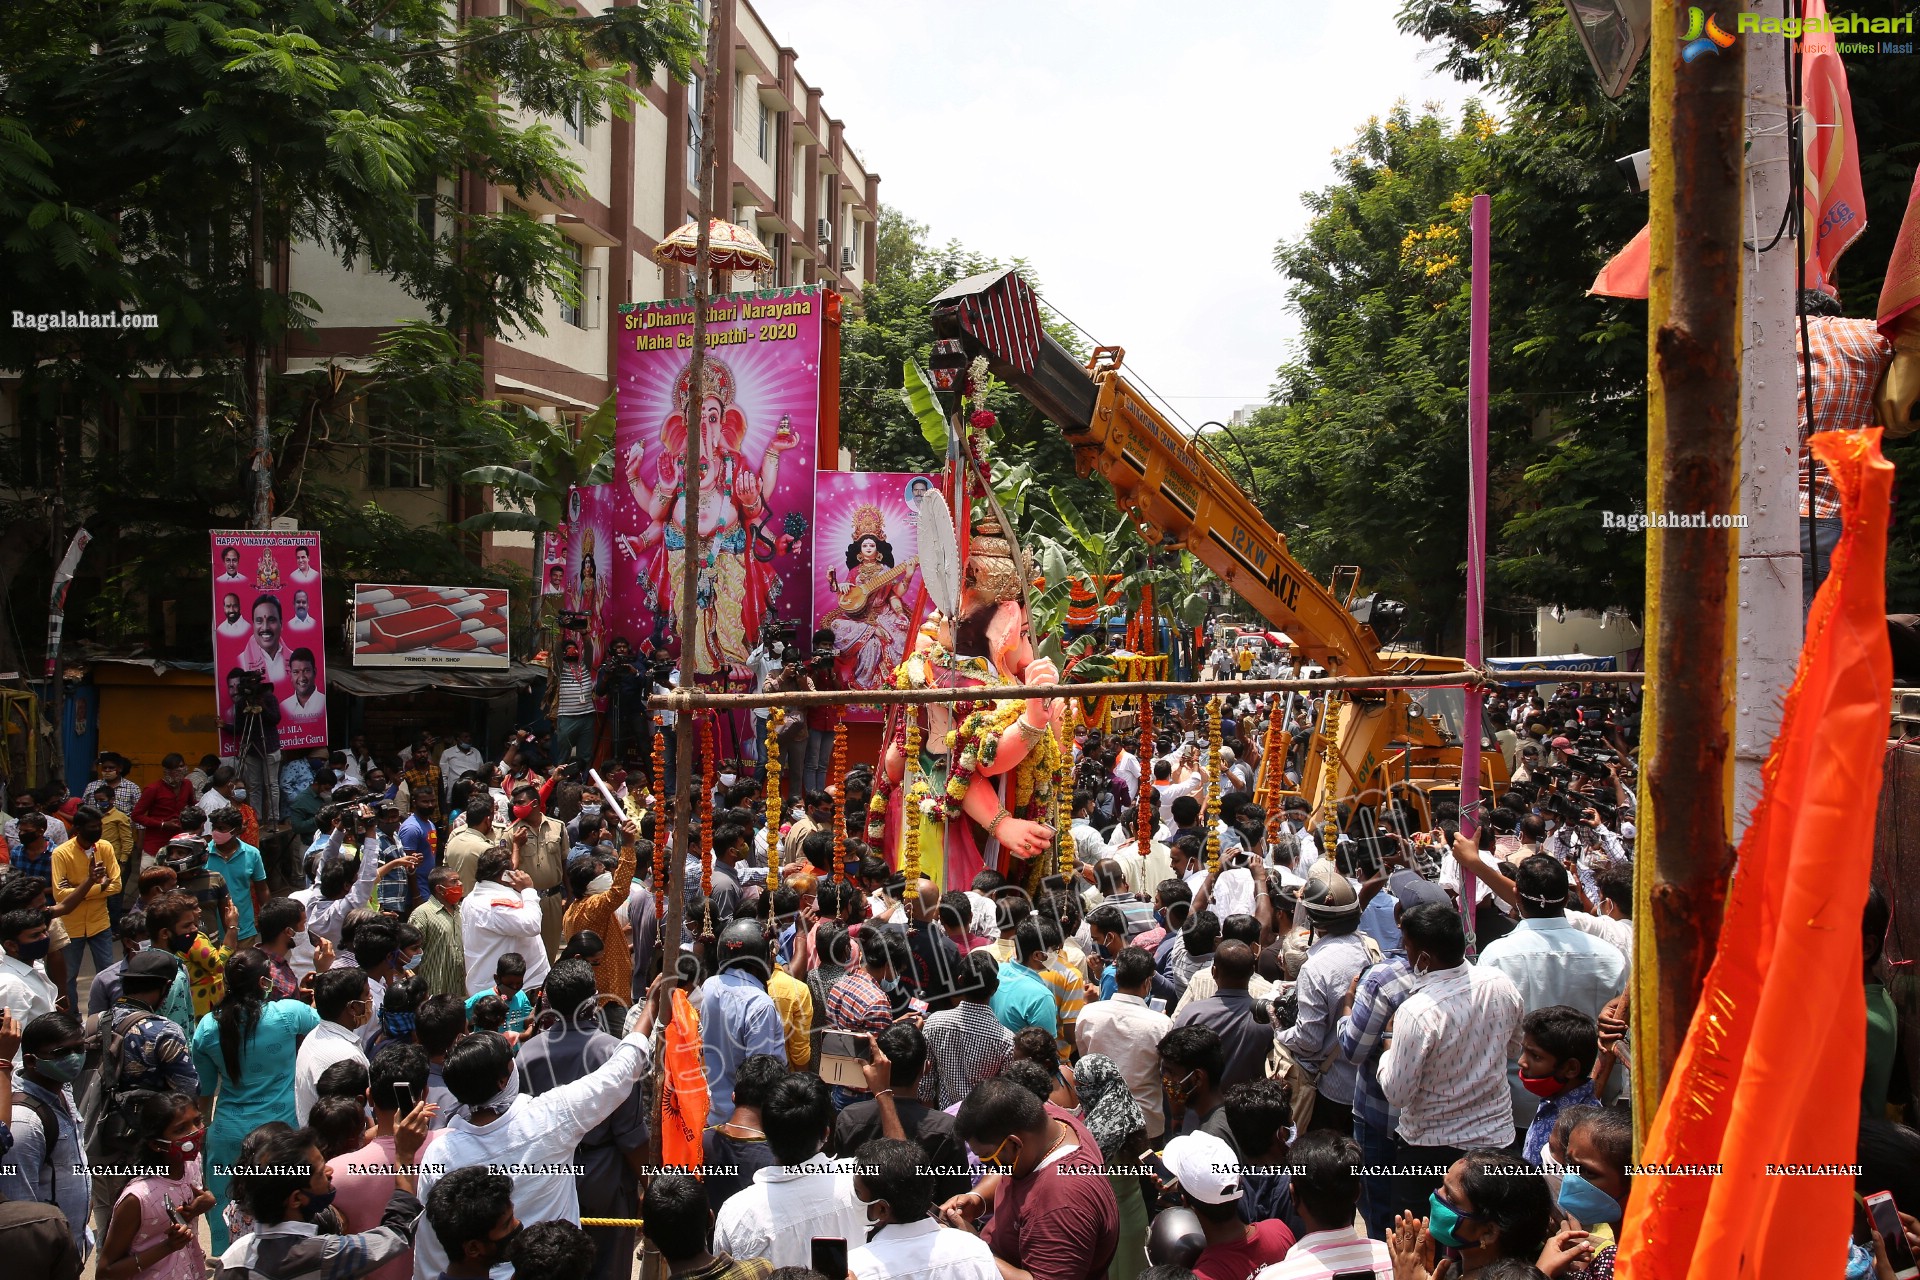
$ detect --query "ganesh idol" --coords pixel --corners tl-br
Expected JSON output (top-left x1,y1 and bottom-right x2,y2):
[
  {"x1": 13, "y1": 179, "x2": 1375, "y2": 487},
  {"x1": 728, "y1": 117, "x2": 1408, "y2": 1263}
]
[
  {"x1": 622, "y1": 355, "x2": 798, "y2": 686},
  {"x1": 871, "y1": 508, "x2": 1068, "y2": 893}
]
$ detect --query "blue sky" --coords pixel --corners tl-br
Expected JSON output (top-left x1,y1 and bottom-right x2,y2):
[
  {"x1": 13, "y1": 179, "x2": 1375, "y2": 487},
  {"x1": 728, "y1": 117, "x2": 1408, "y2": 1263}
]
[{"x1": 754, "y1": 0, "x2": 1480, "y2": 428}]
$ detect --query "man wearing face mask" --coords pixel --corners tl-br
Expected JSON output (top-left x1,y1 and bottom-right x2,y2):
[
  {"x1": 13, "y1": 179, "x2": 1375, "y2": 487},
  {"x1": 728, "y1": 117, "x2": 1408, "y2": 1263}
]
[
  {"x1": 87, "y1": 948, "x2": 201, "y2": 1233},
  {"x1": 218, "y1": 1109, "x2": 432, "y2": 1280},
  {"x1": 425, "y1": 1166, "x2": 520, "y2": 1280},
  {"x1": 848, "y1": 1136, "x2": 999, "y2": 1280},
  {"x1": 294, "y1": 968, "x2": 373, "y2": 1126},
  {"x1": 942, "y1": 1076, "x2": 1118, "y2": 1280},
  {"x1": 0, "y1": 1011, "x2": 94, "y2": 1258},
  {"x1": 412, "y1": 982, "x2": 664, "y2": 1280},
  {"x1": 506, "y1": 784, "x2": 567, "y2": 960},
  {"x1": 0, "y1": 909, "x2": 60, "y2": 1068},
  {"x1": 144, "y1": 889, "x2": 238, "y2": 1027},
  {"x1": 408, "y1": 867, "x2": 467, "y2": 1000}
]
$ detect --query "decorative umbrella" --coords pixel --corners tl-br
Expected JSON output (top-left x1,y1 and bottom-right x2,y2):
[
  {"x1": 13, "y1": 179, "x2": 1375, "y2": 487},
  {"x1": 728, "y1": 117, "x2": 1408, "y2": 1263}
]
[{"x1": 651, "y1": 217, "x2": 775, "y2": 274}]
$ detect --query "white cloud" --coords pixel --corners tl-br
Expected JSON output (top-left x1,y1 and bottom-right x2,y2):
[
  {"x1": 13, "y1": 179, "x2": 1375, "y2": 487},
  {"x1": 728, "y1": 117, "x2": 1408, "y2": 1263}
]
[{"x1": 752, "y1": 0, "x2": 1480, "y2": 426}]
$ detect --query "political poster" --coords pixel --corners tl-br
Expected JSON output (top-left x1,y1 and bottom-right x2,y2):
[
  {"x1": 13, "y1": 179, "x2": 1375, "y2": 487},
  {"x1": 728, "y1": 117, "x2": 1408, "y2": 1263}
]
[
  {"x1": 812, "y1": 472, "x2": 934, "y2": 722},
  {"x1": 352, "y1": 584, "x2": 510, "y2": 668},
  {"x1": 210, "y1": 530, "x2": 327, "y2": 754},
  {"x1": 540, "y1": 526, "x2": 570, "y2": 598},
  {"x1": 606, "y1": 284, "x2": 830, "y2": 688}
]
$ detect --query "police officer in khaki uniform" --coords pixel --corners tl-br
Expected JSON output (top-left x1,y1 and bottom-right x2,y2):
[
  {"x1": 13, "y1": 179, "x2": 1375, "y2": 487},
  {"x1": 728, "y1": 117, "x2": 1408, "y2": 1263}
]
[{"x1": 508, "y1": 780, "x2": 569, "y2": 959}]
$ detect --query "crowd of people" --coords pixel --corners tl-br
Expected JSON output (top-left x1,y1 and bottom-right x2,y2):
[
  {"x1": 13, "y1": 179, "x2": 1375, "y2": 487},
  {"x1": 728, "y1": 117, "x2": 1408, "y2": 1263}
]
[{"x1": 0, "y1": 640, "x2": 1912, "y2": 1280}]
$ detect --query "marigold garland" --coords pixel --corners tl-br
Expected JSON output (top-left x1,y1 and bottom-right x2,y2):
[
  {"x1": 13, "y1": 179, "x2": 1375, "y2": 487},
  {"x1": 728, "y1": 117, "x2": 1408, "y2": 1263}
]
[
  {"x1": 763, "y1": 707, "x2": 785, "y2": 893},
  {"x1": 830, "y1": 721, "x2": 849, "y2": 877},
  {"x1": 901, "y1": 714, "x2": 923, "y2": 899},
  {"x1": 1054, "y1": 715, "x2": 1076, "y2": 884},
  {"x1": 1205, "y1": 695, "x2": 1224, "y2": 875},
  {"x1": 1318, "y1": 700, "x2": 1342, "y2": 856},
  {"x1": 653, "y1": 726, "x2": 668, "y2": 920},
  {"x1": 699, "y1": 713, "x2": 716, "y2": 908},
  {"x1": 1135, "y1": 696, "x2": 1154, "y2": 864},
  {"x1": 1260, "y1": 699, "x2": 1288, "y2": 849}
]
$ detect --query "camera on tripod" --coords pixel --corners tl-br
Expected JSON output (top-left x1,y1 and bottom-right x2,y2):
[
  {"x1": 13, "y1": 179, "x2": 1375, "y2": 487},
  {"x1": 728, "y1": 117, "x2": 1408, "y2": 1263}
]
[
  {"x1": 235, "y1": 669, "x2": 270, "y2": 714},
  {"x1": 558, "y1": 610, "x2": 590, "y2": 632}
]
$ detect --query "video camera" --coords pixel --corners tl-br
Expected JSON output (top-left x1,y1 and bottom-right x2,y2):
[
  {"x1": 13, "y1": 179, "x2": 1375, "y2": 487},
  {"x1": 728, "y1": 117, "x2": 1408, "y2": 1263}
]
[
  {"x1": 234, "y1": 669, "x2": 270, "y2": 714},
  {"x1": 558, "y1": 610, "x2": 590, "y2": 632}
]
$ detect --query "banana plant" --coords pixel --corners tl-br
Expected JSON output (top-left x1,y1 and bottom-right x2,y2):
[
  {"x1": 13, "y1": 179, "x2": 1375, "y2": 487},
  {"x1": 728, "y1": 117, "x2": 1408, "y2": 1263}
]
[{"x1": 457, "y1": 391, "x2": 617, "y2": 534}]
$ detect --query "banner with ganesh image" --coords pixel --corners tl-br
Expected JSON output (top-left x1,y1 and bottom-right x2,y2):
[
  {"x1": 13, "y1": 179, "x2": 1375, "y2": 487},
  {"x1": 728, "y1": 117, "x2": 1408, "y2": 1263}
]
[
  {"x1": 610, "y1": 285, "x2": 827, "y2": 685},
  {"x1": 813, "y1": 472, "x2": 934, "y2": 722}
]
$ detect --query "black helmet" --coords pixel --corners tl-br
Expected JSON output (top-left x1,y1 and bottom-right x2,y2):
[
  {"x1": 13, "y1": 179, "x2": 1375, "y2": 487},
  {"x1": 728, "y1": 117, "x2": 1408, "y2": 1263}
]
[
  {"x1": 716, "y1": 918, "x2": 770, "y2": 978},
  {"x1": 1146, "y1": 1207, "x2": 1206, "y2": 1268}
]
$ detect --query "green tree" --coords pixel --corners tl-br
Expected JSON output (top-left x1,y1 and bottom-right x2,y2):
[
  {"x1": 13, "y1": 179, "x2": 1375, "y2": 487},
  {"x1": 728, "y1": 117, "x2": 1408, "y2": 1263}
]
[{"x1": 0, "y1": 0, "x2": 701, "y2": 666}]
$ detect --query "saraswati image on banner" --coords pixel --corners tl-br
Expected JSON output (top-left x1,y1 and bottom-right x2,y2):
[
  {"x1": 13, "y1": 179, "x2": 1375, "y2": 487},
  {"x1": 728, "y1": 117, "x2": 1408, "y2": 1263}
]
[
  {"x1": 611, "y1": 285, "x2": 826, "y2": 685},
  {"x1": 813, "y1": 472, "x2": 933, "y2": 722}
]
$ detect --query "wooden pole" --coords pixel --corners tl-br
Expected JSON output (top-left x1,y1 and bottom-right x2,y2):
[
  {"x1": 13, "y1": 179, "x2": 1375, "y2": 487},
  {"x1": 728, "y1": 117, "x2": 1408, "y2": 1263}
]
[
  {"x1": 1634, "y1": 0, "x2": 1743, "y2": 1119},
  {"x1": 1458, "y1": 192, "x2": 1490, "y2": 955},
  {"x1": 647, "y1": 668, "x2": 1647, "y2": 713},
  {"x1": 664, "y1": 0, "x2": 718, "y2": 1006}
]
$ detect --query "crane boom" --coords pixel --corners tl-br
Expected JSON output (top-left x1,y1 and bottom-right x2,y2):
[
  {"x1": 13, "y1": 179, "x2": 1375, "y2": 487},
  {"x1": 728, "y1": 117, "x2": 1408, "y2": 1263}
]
[{"x1": 930, "y1": 268, "x2": 1385, "y2": 674}]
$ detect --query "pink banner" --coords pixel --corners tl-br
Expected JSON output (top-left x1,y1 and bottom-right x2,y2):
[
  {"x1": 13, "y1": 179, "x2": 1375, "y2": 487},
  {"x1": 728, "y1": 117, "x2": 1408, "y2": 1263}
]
[
  {"x1": 609, "y1": 286, "x2": 824, "y2": 686},
  {"x1": 812, "y1": 472, "x2": 934, "y2": 721},
  {"x1": 211, "y1": 530, "x2": 327, "y2": 753}
]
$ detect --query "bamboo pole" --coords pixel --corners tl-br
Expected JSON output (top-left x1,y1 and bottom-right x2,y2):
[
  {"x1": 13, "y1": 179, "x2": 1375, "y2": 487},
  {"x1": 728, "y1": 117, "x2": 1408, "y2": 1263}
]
[
  {"x1": 1459, "y1": 192, "x2": 1491, "y2": 956},
  {"x1": 1635, "y1": 0, "x2": 1743, "y2": 1120},
  {"x1": 664, "y1": 0, "x2": 717, "y2": 1033},
  {"x1": 646, "y1": 669, "x2": 1647, "y2": 713}
]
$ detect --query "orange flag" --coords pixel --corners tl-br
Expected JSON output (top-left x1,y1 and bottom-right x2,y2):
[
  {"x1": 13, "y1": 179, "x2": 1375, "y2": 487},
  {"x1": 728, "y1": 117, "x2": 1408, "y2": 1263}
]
[
  {"x1": 1591, "y1": 224, "x2": 1650, "y2": 300},
  {"x1": 1801, "y1": 0, "x2": 1868, "y2": 293},
  {"x1": 657, "y1": 987, "x2": 710, "y2": 1172},
  {"x1": 1617, "y1": 429, "x2": 1893, "y2": 1280},
  {"x1": 1876, "y1": 166, "x2": 1920, "y2": 332}
]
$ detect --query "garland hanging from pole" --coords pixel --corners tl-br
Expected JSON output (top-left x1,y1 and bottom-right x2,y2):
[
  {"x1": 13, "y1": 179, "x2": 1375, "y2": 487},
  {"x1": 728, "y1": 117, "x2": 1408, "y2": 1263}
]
[
  {"x1": 1054, "y1": 714, "x2": 1076, "y2": 884},
  {"x1": 699, "y1": 713, "x2": 716, "y2": 940},
  {"x1": 1136, "y1": 695, "x2": 1155, "y2": 865},
  {"x1": 1261, "y1": 698, "x2": 1288, "y2": 849},
  {"x1": 830, "y1": 721, "x2": 849, "y2": 879},
  {"x1": 763, "y1": 707, "x2": 785, "y2": 894},
  {"x1": 1205, "y1": 695, "x2": 1224, "y2": 876},
  {"x1": 653, "y1": 727, "x2": 668, "y2": 920},
  {"x1": 902, "y1": 714, "x2": 924, "y2": 899}
]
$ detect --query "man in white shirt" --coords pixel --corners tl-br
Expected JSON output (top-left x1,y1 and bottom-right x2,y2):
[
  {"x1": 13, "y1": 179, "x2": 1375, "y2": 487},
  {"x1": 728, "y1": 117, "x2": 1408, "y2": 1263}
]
[
  {"x1": 412, "y1": 988, "x2": 661, "y2": 1280},
  {"x1": 0, "y1": 912, "x2": 60, "y2": 1067},
  {"x1": 712, "y1": 1072, "x2": 869, "y2": 1268},
  {"x1": 847, "y1": 1135, "x2": 999, "y2": 1280},
  {"x1": 278, "y1": 648, "x2": 326, "y2": 721},
  {"x1": 1376, "y1": 901, "x2": 1522, "y2": 1222},
  {"x1": 1474, "y1": 851, "x2": 1626, "y2": 1129},
  {"x1": 293, "y1": 968, "x2": 372, "y2": 1123},
  {"x1": 461, "y1": 845, "x2": 551, "y2": 996},
  {"x1": 1274, "y1": 863, "x2": 1377, "y2": 1133},
  {"x1": 286, "y1": 588, "x2": 319, "y2": 633},
  {"x1": 217, "y1": 592, "x2": 252, "y2": 640},
  {"x1": 1075, "y1": 946, "x2": 1174, "y2": 1139},
  {"x1": 438, "y1": 730, "x2": 484, "y2": 802},
  {"x1": 1111, "y1": 745, "x2": 1142, "y2": 802}
]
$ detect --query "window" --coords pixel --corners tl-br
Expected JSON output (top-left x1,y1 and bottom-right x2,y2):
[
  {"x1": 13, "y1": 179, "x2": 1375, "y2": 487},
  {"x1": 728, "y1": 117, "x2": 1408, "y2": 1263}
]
[
  {"x1": 686, "y1": 75, "x2": 703, "y2": 186},
  {"x1": 757, "y1": 97, "x2": 771, "y2": 161},
  {"x1": 562, "y1": 95, "x2": 587, "y2": 145},
  {"x1": 8, "y1": 391, "x2": 86, "y2": 488},
  {"x1": 415, "y1": 191, "x2": 437, "y2": 241},
  {"x1": 559, "y1": 239, "x2": 586, "y2": 329},
  {"x1": 136, "y1": 391, "x2": 190, "y2": 477},
  {"x1": 766, "y1": 230, "x2": 785, "y2": 285},
  {"x1": 368, "y1": 417, "x2": 433, "y2": 489},
  {"x1": 733, "y1": 72, "x2": 745, "y2": 133}
]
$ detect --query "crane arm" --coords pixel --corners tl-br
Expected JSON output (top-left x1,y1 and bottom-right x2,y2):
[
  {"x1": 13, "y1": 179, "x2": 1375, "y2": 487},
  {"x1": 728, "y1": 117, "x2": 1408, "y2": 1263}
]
[{"x1": 929, "y1": 268, "x2": 1387, "y2": 675}]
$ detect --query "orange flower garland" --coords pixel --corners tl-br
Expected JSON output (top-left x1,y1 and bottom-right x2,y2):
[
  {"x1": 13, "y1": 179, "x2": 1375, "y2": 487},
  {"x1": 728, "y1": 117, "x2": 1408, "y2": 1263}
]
[
  {"x1": 652, "y1": 726, "x2": 667, "y2": 919},
  {"x1": 763, "y1": 707, "x2": 785, "y2": 894},
  {"x1": 901, "y1": 715, "x2": 923, "y2": 900},
  {"x1": 1261, "y1": 699, "x2": 1288, "y2": 849},
  {"x1": 1204, "y1": 696, "x2": 1223, "y2": 875},
  {"x1": 1135, "y1": 696, "x2": 1154, "y2": 863},
  {"x1": 830, "y1": 722, "x2": 849, "y2": 881},
  {"x1": 1054, "y1": 714, "x2": 1076, "y2": 884}
]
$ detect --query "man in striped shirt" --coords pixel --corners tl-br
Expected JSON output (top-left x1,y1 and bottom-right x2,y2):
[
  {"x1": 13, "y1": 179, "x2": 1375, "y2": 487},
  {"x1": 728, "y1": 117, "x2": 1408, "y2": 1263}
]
[
  {"x1": 552, "y1": 637, "x2": 597, "y2": 767},
  {"x1": 921, "y1": 952, "x2": 1012, "y2": 1108},
  {"x1": 1252, "y1": 1130, "x2": 1392, "y2": 1279}
]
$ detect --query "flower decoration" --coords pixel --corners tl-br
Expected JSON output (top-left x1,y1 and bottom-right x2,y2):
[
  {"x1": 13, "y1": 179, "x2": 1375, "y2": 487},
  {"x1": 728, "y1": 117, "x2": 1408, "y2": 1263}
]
[
  {"x1": 763, "y1": 707, "x2": 785, "y2": 894},
  {"x1": 1136, "y1": 696, "x2": 1155, "y2": 865},
  {"x1": 1205, "y1": 696, "x2": 1224, "y2": 876}
]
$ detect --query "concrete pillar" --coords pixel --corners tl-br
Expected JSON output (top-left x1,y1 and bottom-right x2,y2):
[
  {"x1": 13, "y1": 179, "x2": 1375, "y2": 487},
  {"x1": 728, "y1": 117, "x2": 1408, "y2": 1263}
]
[{"x1": 1735, "y1": 11, "x2": 1802, "y2": 838}]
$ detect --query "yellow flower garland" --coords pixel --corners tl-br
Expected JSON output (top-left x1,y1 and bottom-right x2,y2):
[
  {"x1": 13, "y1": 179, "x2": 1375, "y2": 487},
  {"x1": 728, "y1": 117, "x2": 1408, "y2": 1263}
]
[
  {"x1": 902, "y1": 714, "x2": 923, "y2": 899},
  {"x1": 1205, "y1": 696, "x2": 1224, "y2": 875},
  {"x1": 763, "y1": 707, "x2": 785, "y2": 893}
]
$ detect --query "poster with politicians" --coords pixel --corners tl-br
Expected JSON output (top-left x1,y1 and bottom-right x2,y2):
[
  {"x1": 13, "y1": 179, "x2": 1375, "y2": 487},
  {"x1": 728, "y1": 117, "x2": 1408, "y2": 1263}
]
[
  {"x1": 602, "y1": 284, "x2": 829, "y2": 687},
  {"x1": 211, "y1": 530, "x2": 327, "y2": 754},
  {"x1": 812, "y1": 472, "x2": 934, "y2": 722}
]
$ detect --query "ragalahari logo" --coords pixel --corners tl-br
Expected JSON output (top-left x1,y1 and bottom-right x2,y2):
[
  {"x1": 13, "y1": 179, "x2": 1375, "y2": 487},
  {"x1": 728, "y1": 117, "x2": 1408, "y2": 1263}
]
[{"x1": 1682, "y1": 7, "x2": 1738, "y2": 61}]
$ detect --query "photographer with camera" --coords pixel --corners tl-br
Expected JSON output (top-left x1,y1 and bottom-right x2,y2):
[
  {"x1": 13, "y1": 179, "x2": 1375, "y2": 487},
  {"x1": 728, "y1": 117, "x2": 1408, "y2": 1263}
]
[
  {"x1": 802, "y1": 628, "x2": 842, "y2": 793},
  {"x1": 593, "y1": 636, "x2": 648, "y2": 767},
  {"x1": 220, "y1": 667, "x2": 282, "y2": 825},
  {"x1": 551, "y1": 637, "x2": 597, "y2": 769}
]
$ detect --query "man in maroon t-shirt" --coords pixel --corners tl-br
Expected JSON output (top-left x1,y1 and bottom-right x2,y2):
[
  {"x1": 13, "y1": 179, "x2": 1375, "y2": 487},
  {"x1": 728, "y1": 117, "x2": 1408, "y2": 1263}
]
[
  {"x1": 1161, "y1": 1130, "x2": 1295, "y2": 1280},
  {"x1": 942, "y1": 1077, "x2": 1118, "y2": 1280}
]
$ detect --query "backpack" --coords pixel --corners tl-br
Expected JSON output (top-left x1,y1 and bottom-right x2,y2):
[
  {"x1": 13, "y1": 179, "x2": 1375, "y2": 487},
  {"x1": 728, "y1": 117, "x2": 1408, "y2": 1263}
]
[{"x1": 77, "y1": 1006, "x2": 160, "y2": 1160}]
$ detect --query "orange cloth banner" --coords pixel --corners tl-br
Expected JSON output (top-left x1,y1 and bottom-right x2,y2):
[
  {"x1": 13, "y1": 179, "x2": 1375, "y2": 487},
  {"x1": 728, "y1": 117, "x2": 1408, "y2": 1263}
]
[
  {"x1": 657, "y1": 988, "x2": 710, "y2": 1172},
  {"x1": 1618, "y1": 429, "x2": 1892, "y2": 1280},
  {"x1": 1591, "y1": 224, "x2": 1650, "y2": 300},
  {"x1": 1876, "y1": 166, "x2": 1920, "y2": 332},
  {"x1": 1800, "y1": 0, "x2": 1868, "y2": 295}
]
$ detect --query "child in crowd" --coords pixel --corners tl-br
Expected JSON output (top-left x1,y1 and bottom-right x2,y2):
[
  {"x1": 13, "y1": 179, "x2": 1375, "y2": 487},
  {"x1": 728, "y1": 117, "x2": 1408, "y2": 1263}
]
[
  {"x1": 99, "y1": 1092, "x2": 214, "y2": 1280},
  {"x1": 465, "y1": 953, "x2": 533, "y2": 1036},
  {"x1": 1517, "y1": 1005, "x2": 1600, "y2": 1168}
]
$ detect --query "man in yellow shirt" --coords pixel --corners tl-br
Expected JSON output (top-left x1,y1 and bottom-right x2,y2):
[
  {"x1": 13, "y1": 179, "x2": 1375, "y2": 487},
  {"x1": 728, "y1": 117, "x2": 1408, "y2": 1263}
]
[{"x1": 51, "y1": 805, "x2": 122, "y2": 1008}]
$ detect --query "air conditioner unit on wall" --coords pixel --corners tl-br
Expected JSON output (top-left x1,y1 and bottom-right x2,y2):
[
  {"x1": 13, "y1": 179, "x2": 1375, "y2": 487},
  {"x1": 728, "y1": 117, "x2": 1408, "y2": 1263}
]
[
  {"x1": 840, "y1": 247, "x2": 856, "y2": 271},
  {"x1": 816, "y1": 218, "x2": 831, "y2": 244}
]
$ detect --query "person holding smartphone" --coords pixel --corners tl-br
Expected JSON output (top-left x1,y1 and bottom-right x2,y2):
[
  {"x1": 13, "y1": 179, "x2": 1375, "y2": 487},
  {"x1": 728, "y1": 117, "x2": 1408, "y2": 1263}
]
[{"x1": 326, "y1": 1043, "x2": 437, "y2": 1280}]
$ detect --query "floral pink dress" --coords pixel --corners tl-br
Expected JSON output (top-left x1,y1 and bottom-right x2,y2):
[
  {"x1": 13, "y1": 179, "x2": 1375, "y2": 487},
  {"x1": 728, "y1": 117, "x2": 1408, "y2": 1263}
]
[{"x1": 117, "y1": 1157, "x2": 205, "y2": 1280}]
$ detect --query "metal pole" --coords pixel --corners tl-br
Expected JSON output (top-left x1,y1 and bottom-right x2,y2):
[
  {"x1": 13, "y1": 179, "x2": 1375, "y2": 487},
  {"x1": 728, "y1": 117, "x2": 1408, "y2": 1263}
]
[
  {"x1": 250, "y1": 169, "x2": 272, "y2": 531},
  {"x1": 1635, "y1": 0, "x2": 1743, "y2": 1117},
  {"x1": 665, "y1": 11, "x2": 719, "y2": 990},
  {"x1": 1735, "y1": 1, "x2": 1799, "y2": 838},
  {"x1": 1458, "y1": 193, "x2": 1490, "y2": 955}
]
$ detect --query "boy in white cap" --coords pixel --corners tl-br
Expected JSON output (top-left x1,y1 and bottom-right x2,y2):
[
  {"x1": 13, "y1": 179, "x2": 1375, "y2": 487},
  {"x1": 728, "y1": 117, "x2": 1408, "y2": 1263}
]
[{"x1": 1159, "y1": 1130, "x2": 1295, "y2": 1280}]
